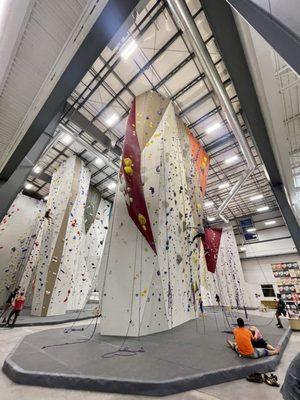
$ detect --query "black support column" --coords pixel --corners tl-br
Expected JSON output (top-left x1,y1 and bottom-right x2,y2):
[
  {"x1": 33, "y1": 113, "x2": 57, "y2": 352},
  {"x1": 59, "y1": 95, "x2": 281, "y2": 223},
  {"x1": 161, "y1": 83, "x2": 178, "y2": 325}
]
[
  {"x1": 201, "y1": 0, "x2": 300, "y2": 252},
  {"x1": 226, "y1": 0, "x2": 300, "y2": 75}
]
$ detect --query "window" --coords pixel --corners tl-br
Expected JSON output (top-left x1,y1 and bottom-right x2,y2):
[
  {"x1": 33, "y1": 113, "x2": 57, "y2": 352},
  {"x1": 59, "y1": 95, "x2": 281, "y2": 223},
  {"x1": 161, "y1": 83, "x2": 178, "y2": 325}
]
[
  {"x1": 239, "y1": 217, "x2": 258, "y2": 242},
  {"x1": 261, "y1": 284, "x2": 275, "y2": 297}
]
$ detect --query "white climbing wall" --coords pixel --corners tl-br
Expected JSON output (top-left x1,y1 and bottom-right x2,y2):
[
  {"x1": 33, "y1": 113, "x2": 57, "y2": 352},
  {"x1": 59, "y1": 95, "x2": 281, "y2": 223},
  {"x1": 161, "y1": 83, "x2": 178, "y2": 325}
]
[
  {"x1": 31, "y1": 156, "x2": 91, "y2": 316},
  {"x1": 67, "y1": 198, "x2": 111, "y2": 311},
  {"x1": 98, "y1": 97, "x2": 206, "y2": 336},
  {"x1": 205, "y1": 226, "x2": 254, "y2": 308},
  {"x1": 0, "y1": 193, "x2": 45, "y2": 305}
]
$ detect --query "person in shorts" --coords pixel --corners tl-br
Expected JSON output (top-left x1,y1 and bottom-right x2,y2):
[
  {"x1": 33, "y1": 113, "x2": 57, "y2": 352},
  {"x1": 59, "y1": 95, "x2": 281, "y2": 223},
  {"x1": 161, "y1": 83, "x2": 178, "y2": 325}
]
[
  {"x1": 227, "y1": 318, "x2": 279, "y2": 358},
  {"x1": 276, "y1": 293, "x2": 286, "y2": 328},
  {"x1": 1, "y1": 286, "x2": 20, "y2": 323},
  {"x1": 249, "y1": 325, "x2": 277, "y2": 351}
]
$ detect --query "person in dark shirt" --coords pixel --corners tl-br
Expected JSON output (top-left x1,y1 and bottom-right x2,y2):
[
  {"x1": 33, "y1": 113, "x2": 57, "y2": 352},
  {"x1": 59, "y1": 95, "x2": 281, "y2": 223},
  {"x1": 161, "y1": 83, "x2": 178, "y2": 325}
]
[
  {"x1": 276, "y1": 293, "x2": 286, "y2": 328},
  {"x1": 215, "y1": 293, "x2": 220, "y2": 306},
  {"x1": 1, "y1": 286, "x2": 20, "y2": 323}
]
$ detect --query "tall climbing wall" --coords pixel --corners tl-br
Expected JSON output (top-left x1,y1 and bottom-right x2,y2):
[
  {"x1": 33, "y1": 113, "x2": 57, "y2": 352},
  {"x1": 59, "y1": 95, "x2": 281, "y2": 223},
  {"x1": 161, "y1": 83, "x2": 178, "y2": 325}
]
[
  {"x1": 0, "y1": 194, "x2": 45, "y2": 305},
  {"x1": 204, "y1": 226, "x2": 254, "y2": 308},
  {"x1": 30, "y1": 156, "x2": 91, "y2": 316},
  {"x1": 67, "y1": 197, "x2": 111, "y2": 311},
  {"x1": 98, "y1": 91, "x2": 210, "y2": 336}
]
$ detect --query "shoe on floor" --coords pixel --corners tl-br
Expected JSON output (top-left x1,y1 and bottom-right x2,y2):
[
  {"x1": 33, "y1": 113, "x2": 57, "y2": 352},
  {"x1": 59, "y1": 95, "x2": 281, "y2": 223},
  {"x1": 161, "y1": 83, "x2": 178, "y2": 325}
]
[
  {"x1": 277, "y1": 324, "x2": 284, "y2": 328},
  {"x1": 264, "y1": 374, "x2": 280, "y2": 387},
  {"x1": 247, "y1": 373, "x2": 263, "y2": 383}
]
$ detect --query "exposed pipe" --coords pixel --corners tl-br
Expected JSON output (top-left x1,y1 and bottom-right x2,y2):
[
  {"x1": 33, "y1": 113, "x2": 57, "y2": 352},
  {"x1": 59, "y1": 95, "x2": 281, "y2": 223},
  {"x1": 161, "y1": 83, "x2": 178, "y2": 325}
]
[{"x1": 167, "y1": 0, "x2": 256, "y2": 223}]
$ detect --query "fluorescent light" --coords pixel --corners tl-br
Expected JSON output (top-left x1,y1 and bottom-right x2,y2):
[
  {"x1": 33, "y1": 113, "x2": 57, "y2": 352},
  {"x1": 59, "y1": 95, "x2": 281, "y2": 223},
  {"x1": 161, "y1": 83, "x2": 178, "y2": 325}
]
[
  {"x1": 204, "y1": 201, "x2": 214, "y2": 208},
  {"x1": 250, "y1": 194, "x2": 264, "y2": 201},
  {"x1": 240, "y1": 246, "x2": 246, "y2": 251},
  {"x1": 218, "y1": 182, "x2": 229, "y2": 190},
  {"x1": 207, "y1": 216, "x2": 216, "y2": 222},
  {"x1": 107, "y1": 181, "x2": 116, "y2": 191},
  {"x1": 33, "y1": 165, "x2": 42, "y2": 174},
  {"x1": 61, "y1": 133, "x2": 72, "y2": 145},
  {"x1": 257, "y1": 206, "x2": 269, "y2": 212},
  {"x1": 265, "y1": 220, "x2": 276, "y2": 226},
  {"x1": 24, "y1": 182, "x2": 33, "y2": 190},
  {"x1": 106, "y1": 113, "x2": 119, "y2": 127},
  {"x1": 246, "y1": 227, "x2": 256, "y2": 233},
  {"x1": 94, "y1": 157, "x2": 104, "y2": 167},
  {"x1": 121, "y1": 39, "x2": 138, "y2": 60},
  {"x1": 206, "y1": 122, "x2": 221, "y2": 134},
  {"x1": 225, "y1": 155, "x2": 239, "y2": 164},
  {"x1": 44, "y1": 195, "x2": 49, "y2": 201}
]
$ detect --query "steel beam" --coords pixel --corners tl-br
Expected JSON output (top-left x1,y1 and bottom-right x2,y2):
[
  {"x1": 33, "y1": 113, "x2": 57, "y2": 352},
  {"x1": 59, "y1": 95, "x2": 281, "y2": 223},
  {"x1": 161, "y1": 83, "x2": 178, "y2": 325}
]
[
  {"x1": 201, "y1": 0, "x2": 300, "y2": 252},
  {"x1": 0, "y1": 0, "x2": 141, "y2": 181},
  {"x1": 226, "y1": 0, "x2": 300, "y2": 75},
  {"x1": 65, "y1": 107, "x2": 122, "y2": 158},
  {"x1": 0, "y1": 113, "x2": 60, "y2": 221}
]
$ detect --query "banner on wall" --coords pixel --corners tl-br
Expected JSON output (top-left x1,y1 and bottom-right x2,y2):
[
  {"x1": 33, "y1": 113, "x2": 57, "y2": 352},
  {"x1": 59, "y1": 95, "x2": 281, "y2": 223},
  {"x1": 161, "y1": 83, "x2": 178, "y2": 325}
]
[{"x1": 271, "y1": 262, "x2": 300, "y2": 309}]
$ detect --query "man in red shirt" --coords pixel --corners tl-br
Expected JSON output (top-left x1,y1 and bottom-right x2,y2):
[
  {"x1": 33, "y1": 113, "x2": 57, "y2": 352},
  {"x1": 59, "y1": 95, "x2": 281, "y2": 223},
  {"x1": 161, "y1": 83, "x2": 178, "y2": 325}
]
[{"x1": 5, "y1": 292, "x2": 25, "y2": 328}]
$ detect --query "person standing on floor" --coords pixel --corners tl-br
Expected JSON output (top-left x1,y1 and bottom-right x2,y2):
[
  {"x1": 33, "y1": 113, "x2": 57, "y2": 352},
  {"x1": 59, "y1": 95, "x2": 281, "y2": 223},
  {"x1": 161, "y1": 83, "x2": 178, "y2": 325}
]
[
  {"x1": 1, "y1": 286, "x2": 20, "y2": 323},
  {"x1": 276, "y1": 293, "x2": 286, "y2": 328},
  {"x1": 5, "y1": 292, "x2": 26, "y2": 328},
  {"x1": 215, "y1": 293, "x2": 220, "y2": 306}
]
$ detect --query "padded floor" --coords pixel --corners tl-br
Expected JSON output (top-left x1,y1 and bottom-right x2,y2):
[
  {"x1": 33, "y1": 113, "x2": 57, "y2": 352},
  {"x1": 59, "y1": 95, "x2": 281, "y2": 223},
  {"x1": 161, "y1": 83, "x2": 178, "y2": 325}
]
[
  {"x1": 0, "y1": 304, "x2": 96, "y2": 327},
  {"x1": 3, "y1": 311, "x2": 291, "y2": 396}
]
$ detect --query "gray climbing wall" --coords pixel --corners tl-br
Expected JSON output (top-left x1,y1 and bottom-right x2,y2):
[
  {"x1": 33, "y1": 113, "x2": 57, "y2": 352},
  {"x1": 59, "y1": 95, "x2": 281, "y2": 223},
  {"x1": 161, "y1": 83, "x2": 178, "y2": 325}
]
[
  {"x1": 0, "y1": 193, "x2": 45, "y2": 305},
  {"x1": 30, "y1": 156, "x2": 91, "y2": 316},
  {"x1": 67, "y1": 198, "x2": 111, "y2": 311},
  {"x1": 98, "y1": 93, "x2": 210, "y2": 337}
]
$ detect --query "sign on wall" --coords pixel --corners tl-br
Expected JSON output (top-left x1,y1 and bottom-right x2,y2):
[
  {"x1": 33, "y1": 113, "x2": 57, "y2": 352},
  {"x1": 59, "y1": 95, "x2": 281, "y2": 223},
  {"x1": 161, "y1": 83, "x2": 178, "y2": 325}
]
[{"x1": 271, "y1": 262, "x2": 300, "y2": 309}]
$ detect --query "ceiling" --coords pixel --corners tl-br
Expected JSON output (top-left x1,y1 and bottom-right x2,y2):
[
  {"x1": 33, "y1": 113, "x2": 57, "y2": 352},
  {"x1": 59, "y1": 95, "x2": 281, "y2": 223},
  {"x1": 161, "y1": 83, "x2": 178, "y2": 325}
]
[{"x1": 23, "y1": 0, "x2": 280, "y2": 224}]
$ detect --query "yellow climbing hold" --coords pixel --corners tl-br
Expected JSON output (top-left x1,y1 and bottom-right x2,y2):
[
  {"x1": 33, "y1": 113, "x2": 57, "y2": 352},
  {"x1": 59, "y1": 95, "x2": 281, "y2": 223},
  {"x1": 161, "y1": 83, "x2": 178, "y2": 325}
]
[{"x1": 124, "y1": 158, "x2": 133, "y2": 167}]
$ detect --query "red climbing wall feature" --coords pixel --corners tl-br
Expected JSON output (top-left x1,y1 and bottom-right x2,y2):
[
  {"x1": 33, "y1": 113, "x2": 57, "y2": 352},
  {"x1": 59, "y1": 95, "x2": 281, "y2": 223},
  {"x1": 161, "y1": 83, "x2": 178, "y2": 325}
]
[
  {"x1": 121, "y1": 99, "x2": 156, "y2": 253},
  {"x1": 202, "y1": 227, "x2": 222, "y2": 273},
  {"x1": 186, "y1": 128, "x2": 210, "y2": 197}
]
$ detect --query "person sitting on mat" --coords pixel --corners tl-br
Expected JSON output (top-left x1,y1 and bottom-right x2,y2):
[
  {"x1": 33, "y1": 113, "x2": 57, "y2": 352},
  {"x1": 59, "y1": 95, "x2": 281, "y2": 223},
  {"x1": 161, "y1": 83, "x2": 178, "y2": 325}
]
[
  {"x1": 5, "y1": 291, "x2": 25, "y2": 328},
  {"x1": 275, "y1": 293, "x2": 286, "y2": 328},
  {"x1": 249, "y1": 325, "x2": 276, "y2": 351},
  {"x1": 1, "y1": 286, "x2": 20, "y2": 323},
  {"x1": 227, "y1": 318, "x2": 279, "y2": 359}
]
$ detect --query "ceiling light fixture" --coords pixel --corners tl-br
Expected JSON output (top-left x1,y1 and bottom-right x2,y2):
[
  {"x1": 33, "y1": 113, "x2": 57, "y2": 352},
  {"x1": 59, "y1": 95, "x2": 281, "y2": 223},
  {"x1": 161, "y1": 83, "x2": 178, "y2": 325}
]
[
  {"x1": 94, "y1": 157, "x2": 104, "y2": 167},
  {"x1": 33, "y1": 165, "x2": 42, "y2": 174},
  {"x1": 61, "y1": 133, "x2": 72, "y2": 145},
  {"x1": 24, "y1": 182, "x2": 33, "y2": 190},
  {"x1": 257, "y1": 206, "x2": 269, "y2": 212},
  {"x1": 240, "y1": 246, "x2": 246, "y2": 251},
  {"x1": 44, "y1": 195, "x2": 49, "y2": 201},
  {"x1": 250, "y1": 194, "x2": 264, "y2": 201},
  {"x1": 107, "y1": 181, "x2": 116, "y2": 191},
  {"x1": 121, "y1": 39, "x2": 138, "y2": 60},
  {"x1": 206, "y1": 122, "x2": 221, "y2": 134},
  {"x1": 218, "y1": 182, "x2": 229, "y2": 190},
  {"x1": 246, "y1": 227, "x2": 256, "y2": 233},
  {"x1": 207, "y1": 216, "x2": 216, "y2": 222},
  {"x1": 204, "y1": 201, "x2": 214, "y2": 208},
  {"x1": 265, "y1": 220, "x2": 276, "y2": 226},
  {"x1": 106, "y1": 113, "x2": 119, "y2": 127},
  {"x1": 225, "y1": 155, "x2": 239, "y2": 165}
]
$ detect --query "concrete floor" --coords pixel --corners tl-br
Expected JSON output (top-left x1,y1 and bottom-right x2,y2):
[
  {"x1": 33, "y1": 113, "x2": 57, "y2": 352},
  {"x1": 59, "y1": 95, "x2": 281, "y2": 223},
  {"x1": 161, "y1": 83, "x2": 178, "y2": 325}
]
[{"x1": 0, "y1": 317, "x2": 299, "y2": 400}]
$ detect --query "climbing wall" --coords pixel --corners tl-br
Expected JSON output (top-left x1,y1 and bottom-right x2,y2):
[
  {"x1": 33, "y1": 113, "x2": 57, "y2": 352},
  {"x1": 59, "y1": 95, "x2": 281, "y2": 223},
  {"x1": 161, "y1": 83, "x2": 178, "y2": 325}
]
[
  {"x1": 0, "y1": 193, "x2": 45, "y2": 305},
  {"x1": 205, "y1": 226, "x2": 254, "y2": 308},
  {"x1": 98, "y1": 91, "x2": 210, "y2": 336},
  {"x1": 67, "y1": 198, "x2": 111, "y2": 311},
  {"x1": 31, "y1": 156, "x2": 91, "y2": 316}
]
